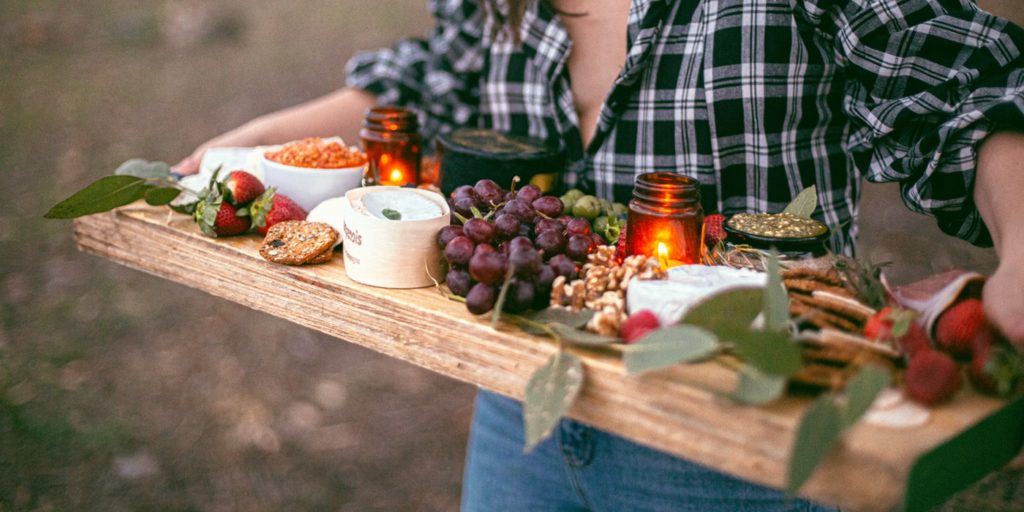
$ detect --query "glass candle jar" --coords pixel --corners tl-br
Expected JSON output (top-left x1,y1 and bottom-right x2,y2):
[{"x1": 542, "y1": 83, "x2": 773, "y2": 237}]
[
  {"x1": 625, "y1": 172, "x2": 704, "y2": 267},
  {"x1": 360, "y1": 106, "x2": 422, "y2": 187}
]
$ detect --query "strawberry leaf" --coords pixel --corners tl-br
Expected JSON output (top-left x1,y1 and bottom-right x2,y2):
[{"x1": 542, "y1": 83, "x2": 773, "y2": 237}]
[
  {"x1": 524, "y1": 351, "x2": 584, "y2": 452},
  {"x1": 45, "y1": 175, "x2": 149, "y2": 219}
]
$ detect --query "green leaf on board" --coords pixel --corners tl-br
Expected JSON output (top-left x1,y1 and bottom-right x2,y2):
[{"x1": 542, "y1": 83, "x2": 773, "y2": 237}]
[
  {"x1": 114, "y1": 159, "x2": 171, "y2": 179},
  {"x1": 763, "y1": 251, "x2": 790, "y2": 332},
  {"x1": 382, "y1": 208, "x2": 402, "y2": 221},
  {"x1": 682, "y1": 287, "x2": 764, "y2": 333},
  {"x1": 144, "y1": 187, "x2": 182, "y2": 206},
  {"x1": 520, "y1": 308, "x2": 595, "y2": 329},
  {"x1": 524, "y1": 351, "x2": 584, "y2": 452},
  {"x1": 841, "y1": 365, "x2": 892, "y2": 429},
  {"x1": 722, "y1": 328, "x2": 803, "y2": 377},
  {"x1": 490, "y1": 266, "x2": 516, "y2": 328},
  {"x1": 728, "y1": 364, "x2": 787, "y2": 405},
  {"x1": 781, "y1": 185, "x2": 817, "y2": 218},
  {"x1": 549, "y1": 323, "x2": 620, "y2": 346},
  {"x1": 787, "y1": 397, "x2": 843, "y2": 495},
  {"x1": 622, "y1": 325, "x2": 719, "y2": 375},
  {"x1": 45, "y1": 175, "x2": 148, "y2": 219}
]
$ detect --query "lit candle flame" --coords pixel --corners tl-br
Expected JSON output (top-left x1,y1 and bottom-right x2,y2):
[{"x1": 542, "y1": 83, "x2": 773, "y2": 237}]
[
  {"x1": 657, "y1": 242, "x2": 669, "y2": 269},
  {"x1": 389, "y1": 168, "x2": 405, "y2": 183}
]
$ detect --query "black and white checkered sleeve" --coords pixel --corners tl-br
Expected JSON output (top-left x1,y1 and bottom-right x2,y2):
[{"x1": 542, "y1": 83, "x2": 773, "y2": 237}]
[
  {"x1": 345, "y1": 0, "x2": 484, "y2": 141},
  {"x1": 799, "y1": 0, "x2": 1024, "y2": 246}
]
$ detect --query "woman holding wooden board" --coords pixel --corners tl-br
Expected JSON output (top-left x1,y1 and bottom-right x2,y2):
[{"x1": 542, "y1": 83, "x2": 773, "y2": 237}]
[{"x1": 174, "y1": 0, "x2": 1024, "y2": 509}]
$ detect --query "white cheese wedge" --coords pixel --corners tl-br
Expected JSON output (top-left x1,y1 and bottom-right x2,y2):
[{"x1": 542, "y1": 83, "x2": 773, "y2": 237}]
[{"x1": 627, "y1": 265, "x2": 768, "y2": 326}]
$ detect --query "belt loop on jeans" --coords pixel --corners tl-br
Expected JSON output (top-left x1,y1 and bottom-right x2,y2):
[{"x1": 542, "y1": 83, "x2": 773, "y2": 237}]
[{"x1": 558, "y1": 419, "x2": 595, "y2": 468}]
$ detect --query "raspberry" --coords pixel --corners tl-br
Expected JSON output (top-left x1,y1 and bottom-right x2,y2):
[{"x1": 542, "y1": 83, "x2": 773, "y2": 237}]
[
  {"x1": 904, "y1": 350, "x2": 963, "y2": 406},
  {"x1": 614, "y1": 224, "x2": 628, "y2": 264},
  {"x1": 935, "y1": 298, "x2": 986, "y2": 358},
  {"x1": 703, "y1": 213, "x2": 727, "y2": 246},
  {"x1": 620, "y1": 310, "x2": 661, "y2": 344}
]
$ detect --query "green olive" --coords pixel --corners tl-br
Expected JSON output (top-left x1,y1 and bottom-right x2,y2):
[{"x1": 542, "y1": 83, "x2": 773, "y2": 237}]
[
  {"x1": 611, "y1": 202, "x2": 628, "y2": 220},
  {"x1": 593, "y1": 216, "x2": 610, "y2": 237},
  {"x1": 572, "y1": 195, "x2": 602, "y2": 220}
]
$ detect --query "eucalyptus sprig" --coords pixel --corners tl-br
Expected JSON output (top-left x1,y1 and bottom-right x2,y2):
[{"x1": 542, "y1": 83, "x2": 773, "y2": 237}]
[{"x1": 45, "y1": 159, "x2": 187, "y2": 219}]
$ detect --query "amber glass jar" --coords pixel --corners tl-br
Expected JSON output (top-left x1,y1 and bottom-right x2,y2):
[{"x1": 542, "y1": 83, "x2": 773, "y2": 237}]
[
  {"x1": 360, "y1": 106, "x2": 422, "y2": 187},
  {"x1": 625, "y1": 172, "x2": 704, "y2": 266}
]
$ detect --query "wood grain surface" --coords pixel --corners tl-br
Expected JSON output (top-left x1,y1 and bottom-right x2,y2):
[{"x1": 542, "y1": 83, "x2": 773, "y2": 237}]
[{"x1": 73, "y1": 205, "x2": 1014, "y2": 511}]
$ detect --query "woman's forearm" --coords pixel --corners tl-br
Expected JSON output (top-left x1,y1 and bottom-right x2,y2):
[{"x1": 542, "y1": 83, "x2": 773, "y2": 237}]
[
  {"x1": 173, "y1": 88, "x2": 378, "y2": 174},
  {"x1": 975, "y1": 131, "x2": 1024, "y2": 346}
]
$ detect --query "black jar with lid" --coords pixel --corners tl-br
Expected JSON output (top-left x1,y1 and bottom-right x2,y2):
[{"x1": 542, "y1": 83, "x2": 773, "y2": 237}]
[{"x1": 436, "y1": 128, "x2": 565, "y2": 195}]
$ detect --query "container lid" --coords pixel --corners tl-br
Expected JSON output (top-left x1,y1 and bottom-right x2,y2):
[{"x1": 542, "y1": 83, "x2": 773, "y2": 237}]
[{"x1": 437, "y1": 128, "x2": 561, "y2": 162}]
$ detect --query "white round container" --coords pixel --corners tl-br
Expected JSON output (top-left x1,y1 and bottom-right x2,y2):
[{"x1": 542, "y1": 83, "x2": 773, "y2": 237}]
[
  {"x1": 341, "y1": 187, "x2": 450, "y2": 288},
  {"x1": 258, "y1": 139, "x2": 365, "y2": 212}
]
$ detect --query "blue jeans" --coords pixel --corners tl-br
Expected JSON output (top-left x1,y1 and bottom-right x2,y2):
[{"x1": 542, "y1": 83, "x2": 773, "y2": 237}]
[{"x1": 462, "y1": 390, "x2": 838, "y2": 512}]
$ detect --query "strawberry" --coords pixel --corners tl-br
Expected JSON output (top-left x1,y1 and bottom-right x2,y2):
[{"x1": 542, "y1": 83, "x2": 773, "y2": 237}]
[
  {"x1": 250, "y1": 188, "x2": 308, "y2": 235},
  {"x1": 222, "y1": 170, "x2": 265, "y2": 206},
  {"x1": 620, "y1": 310, "x2": 661, "y2": 344},
  {"x1": 194, "y1": 194, "x2": 250, "y2": 237},
  {"x1": 935, "y1": 298, "x2": 986, "y2": 358},
  {"x1": 898, "y1": 321, "x2": 932, "y2": 360},
  {"x1": 703, "y1": 213, "x2": 727, "y2": 246},
  {"x1": 903, "y1": 350, "x2": 963, "y2": 407},
  {"x1": 969, "y1": 329, "x2": 999, "y2": 395}
]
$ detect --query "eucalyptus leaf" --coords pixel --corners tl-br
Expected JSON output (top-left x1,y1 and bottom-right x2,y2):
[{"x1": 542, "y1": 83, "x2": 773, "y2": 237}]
[
  {"x1": 763, "y1": 251, "x2": 790, "y2": 332},
  {"x1": 382, "y1": 208, "x2": 402, "y2": 221},
  {"x1": 520, "y1": 308, "x2": 595, "y2": 329},
  {"x1": 787, "y1": 397, "x2": 843, "y2": 494},
  {"x1": 622, "y1": 325, "x2": 719, "y2": 375},
  {"x1": 722, "y1": 328, "x2": 803, "y2": 376},
  {"x1": 682, "y1": 287, "x2": 764, "y2": 333},
  {"x1": 728, "y1": 364, "x2": 787, "y2": 405},
  {"x1": 781, "y1": 185, "x2": 817, "y2": 218},
  {"x1": 524, "y1": 351, "x2": 584, "y2": 451},
  {"x1": 45, "y1": 175, "x2": 148, "y2": 219},
  {"x1": 144, "y1": 187, "x2": 182, "y2": 206},
  {"x1": 841, "y1": 365, "x2": 892, "y2": 429},
  {"x1": 549, "y1": 324, "x2": 620, "y2": 346},
  {"x1": 114, "y1": 159, "x2": 172, "y2": 180}
]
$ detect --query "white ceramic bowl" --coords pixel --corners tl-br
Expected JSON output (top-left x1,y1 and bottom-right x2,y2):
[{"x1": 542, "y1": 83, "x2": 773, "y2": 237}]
[{"x1": 258, "y1": 142, "x2": 366, "y2": 211}]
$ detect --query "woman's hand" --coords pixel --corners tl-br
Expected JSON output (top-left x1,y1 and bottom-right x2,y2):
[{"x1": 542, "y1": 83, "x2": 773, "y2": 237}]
[
  {"x1": 171, "y1": 119, "x2": 270, "y2": 176},
  {"x1": 983, "y1": 259, "x2": 1024, "y2": 350}
]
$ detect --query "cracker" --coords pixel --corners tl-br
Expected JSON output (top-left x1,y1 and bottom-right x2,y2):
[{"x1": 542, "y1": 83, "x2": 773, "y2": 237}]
[
  {"x1": 305, "y1": 247, "x2": 335, "y2": 265},
  {"x1": 259, "y1": 221, "x2": 338, "y2": 266}
]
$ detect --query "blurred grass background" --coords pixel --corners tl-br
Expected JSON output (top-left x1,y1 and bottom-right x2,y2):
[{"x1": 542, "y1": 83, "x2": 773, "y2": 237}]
[{"x1": 0, "y1": 1, "x2": 1021, "y2": 510}]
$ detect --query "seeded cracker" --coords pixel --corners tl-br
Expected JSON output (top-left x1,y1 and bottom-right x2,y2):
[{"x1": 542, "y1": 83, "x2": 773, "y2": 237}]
[{"x1": 259, "y1": 221, "x2": 338, "y2": 265}]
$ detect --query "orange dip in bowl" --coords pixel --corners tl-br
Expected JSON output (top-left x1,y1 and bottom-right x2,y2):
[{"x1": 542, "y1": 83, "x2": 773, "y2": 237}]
[{"x1": 264, "y1": 137, "x2": 367, "y2": 169}]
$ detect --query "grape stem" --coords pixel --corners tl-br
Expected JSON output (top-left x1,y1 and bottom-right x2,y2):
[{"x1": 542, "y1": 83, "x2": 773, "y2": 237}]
[{"x1": 490, "y1": 266, "x2": 517, "y2": 328}]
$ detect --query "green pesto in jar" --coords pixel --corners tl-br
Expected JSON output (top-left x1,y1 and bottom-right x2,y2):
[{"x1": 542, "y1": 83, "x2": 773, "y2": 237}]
[{"x1": 727, "y1": 212, "x2": 828, "y2": 239}]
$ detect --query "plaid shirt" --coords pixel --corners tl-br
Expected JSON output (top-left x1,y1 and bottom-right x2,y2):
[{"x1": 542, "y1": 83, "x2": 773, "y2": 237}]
[{"x1": 347, "y1": 0, "x2": 1024, "y2": 253}]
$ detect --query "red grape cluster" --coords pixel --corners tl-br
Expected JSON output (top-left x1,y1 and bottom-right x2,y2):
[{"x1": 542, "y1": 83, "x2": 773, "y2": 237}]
[{"x1": 439, "y1": 179, "x2": 610, "y2": 315}]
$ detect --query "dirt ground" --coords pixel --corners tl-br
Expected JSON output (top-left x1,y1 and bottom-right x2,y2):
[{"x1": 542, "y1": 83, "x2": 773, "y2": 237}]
[{"x1": 0, "y1": 1, "x2": 1021, "y2": 511}]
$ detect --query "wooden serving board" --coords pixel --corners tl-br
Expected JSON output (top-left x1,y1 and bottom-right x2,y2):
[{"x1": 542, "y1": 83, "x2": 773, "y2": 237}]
[{"x1": 73, "y1": 205, "x2": 1023, "y2": 511}]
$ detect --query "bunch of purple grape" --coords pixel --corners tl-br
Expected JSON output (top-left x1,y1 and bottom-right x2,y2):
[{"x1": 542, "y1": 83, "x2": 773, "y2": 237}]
[{"x1": 438, "y1": 179, "x2": 611, "y2": 315}]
